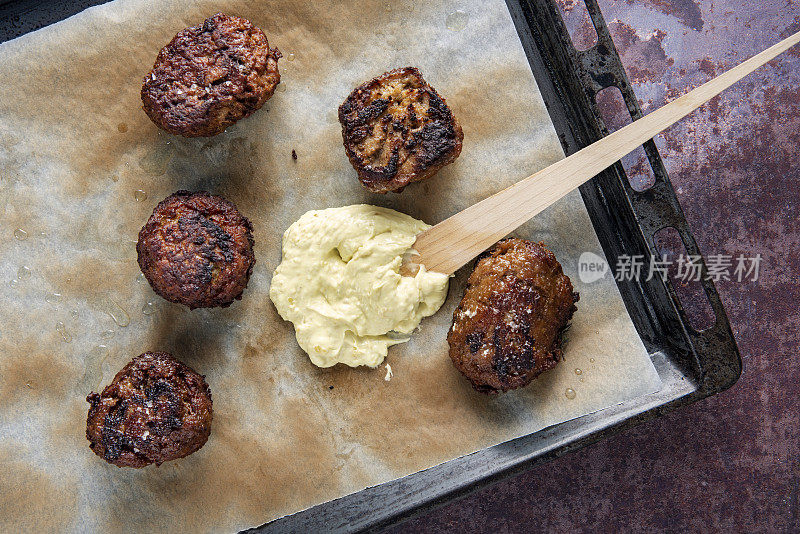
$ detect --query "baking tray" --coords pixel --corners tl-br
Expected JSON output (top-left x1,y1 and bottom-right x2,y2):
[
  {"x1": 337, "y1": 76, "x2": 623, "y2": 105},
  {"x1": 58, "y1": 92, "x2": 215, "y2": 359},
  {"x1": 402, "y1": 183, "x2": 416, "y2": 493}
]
[{"x1": 0, "y1": 0, "x2": 742, "y2": 532}]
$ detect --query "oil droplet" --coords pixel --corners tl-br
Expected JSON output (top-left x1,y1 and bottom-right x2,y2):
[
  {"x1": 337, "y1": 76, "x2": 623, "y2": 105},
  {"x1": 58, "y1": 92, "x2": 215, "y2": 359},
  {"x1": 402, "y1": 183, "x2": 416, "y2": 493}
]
[
  {"x1": 103, "y1": 300, "x2": 130, "y2": 327},
  {"x1": 276, "y1": 83, "x2": 286, "y2": 93},
  {"x1": 136, "y1": 272, "x2": 146, "y2": 284},
  {"x1": 8, "y1": 279, "x2": 18, "y2": 289},
  {"x1": 100, "y1": 329, "x2": 115, "y2": 340},
  {"x1": 117, "y1": 123, "x2": 128, "y2": 133},
  {"x1": 446, "y1": 10, "x2": 469, "y2": 31},
  {"x1": 589, "y1": 358, "x2": 595, "y2": 363},
  {"x1": 25, "y1": 381, "x2": 33, "y2": 389},
  {"x1": 45, "y1": 292, "x2": 63, "y2": 304},
  {"x1": 17, "y1": 266, "x2": 31, "y2": 280},
  {"x1": 142, "y1": 301, "x2": 157, "y2": 315},
  {"x1": 134, "y1": 189, "x2": 148, "y2": 202},
  {"x1": 286, "y1": 53, "x2": 295, "y2": 61},
  {"x1": 95, "y1": 348, "x2": 114, "y2": 390},
  {"x1": 574, "y1": 368, "x2": 582, "y2": 375},
  {"x1": 580, "y1": 378, "x2": 585, "y2": 383},
  {"x1": 13, "y1": 228, "x2": 28, "y2": 240},
  {"x1": 79, "y1": 344, "x2": 110, "y2": 392},
  {"x1": 565, "y1": 388, "x2": 577, "y2": 400},
  {"x1": 56, "y1": 321, "x2": 72, "y2": 343},
  {"x1": 38, "y1": 231, "x2": 47, "y2": 238}
]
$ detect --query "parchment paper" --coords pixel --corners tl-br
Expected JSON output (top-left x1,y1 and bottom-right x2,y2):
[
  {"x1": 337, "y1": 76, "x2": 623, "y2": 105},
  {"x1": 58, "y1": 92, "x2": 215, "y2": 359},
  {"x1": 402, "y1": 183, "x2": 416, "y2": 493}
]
[{"x1": 0, "y1": 1, "x2": 661, "y2": 531}]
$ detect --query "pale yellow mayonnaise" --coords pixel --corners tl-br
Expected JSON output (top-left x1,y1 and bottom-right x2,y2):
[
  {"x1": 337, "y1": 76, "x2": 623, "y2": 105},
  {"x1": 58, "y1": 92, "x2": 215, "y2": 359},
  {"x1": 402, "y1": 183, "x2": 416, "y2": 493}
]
[{"x1": 269, "y1": 205, "x2": 450, "y2": 368}]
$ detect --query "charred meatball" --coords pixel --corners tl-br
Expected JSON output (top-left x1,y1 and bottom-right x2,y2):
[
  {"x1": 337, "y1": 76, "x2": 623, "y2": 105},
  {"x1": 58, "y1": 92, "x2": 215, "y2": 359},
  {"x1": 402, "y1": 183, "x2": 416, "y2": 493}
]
[
  {"x1": 448, "y1": 239, "x2": 578, "y2": 394},
  {"x1": 86, "y1": 352, "x2": 213, "y2": 468},
  {"x1": 137, "y1": 191, "x2": 255, "y2": 309},
  {"x1": 141, "y1": 13, "x2": 281, "y2": 137},
  {"x1": 338, "y1": 67, "x2": 463, "y2": 193}
]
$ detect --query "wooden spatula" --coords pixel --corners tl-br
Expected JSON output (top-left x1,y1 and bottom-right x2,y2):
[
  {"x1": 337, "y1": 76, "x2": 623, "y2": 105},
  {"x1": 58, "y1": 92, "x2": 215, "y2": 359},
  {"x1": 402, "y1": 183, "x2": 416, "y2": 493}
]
[{"x1": 410, "y1": 31, "x2": 800, "y2": 276}]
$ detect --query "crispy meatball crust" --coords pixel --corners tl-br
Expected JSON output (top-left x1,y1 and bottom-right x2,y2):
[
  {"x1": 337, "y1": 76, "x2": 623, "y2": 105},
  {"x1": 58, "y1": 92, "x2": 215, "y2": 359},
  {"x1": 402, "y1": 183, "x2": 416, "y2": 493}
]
[
  {"x1": 448, "y1": 239, "x2": 579, "y2": 394},
  {"x1": 141, "y1": 13, "x2": 281, "y2": 137},
  {"x1": 338, "y1": 67, "x2": 463, "y2": 194},
  {"x1": 137, "y1": 190, "x2": 255, "y2": 309},
  {"x1": 86, "y1": 352, "x2": 213, "y2": 468}
]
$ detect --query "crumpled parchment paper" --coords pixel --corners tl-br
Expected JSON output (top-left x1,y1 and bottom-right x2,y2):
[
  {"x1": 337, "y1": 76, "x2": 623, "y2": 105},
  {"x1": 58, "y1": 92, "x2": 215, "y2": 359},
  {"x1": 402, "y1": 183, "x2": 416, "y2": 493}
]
[{"x1": 0, "y1": 0, "x2": 661, "y2": 531}]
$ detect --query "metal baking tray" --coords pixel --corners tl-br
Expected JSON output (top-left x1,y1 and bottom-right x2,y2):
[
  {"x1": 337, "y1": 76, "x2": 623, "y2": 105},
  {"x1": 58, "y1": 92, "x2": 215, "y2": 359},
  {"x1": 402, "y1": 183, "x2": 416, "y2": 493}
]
[{"x1": 0, "y1": 0, "x2": 742, "y2": 532}]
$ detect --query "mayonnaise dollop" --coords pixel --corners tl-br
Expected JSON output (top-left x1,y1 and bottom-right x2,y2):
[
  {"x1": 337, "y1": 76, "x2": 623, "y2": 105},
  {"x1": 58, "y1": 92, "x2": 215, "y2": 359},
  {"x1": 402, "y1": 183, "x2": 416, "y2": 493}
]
[{"x1": 269, "y1": 205, "x2": 450, "y2": 368}]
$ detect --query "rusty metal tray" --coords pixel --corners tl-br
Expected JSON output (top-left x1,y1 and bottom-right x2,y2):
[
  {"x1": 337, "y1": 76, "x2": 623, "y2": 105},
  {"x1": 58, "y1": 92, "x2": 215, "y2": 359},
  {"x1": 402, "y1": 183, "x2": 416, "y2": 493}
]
[{"x1": 0, "y1": 0, "x2": 742, "y2": 532}]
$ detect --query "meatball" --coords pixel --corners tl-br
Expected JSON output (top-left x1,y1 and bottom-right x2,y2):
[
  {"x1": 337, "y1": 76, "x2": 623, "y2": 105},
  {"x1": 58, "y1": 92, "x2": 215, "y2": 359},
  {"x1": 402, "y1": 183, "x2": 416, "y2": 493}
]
[
  {"x1": 141, "y1": 13, "x2": 281, "y2": 137},
  {"x1": 137, "y1": 190, "x2": 255, "y2": 309},
  {"x1": 338, "y1": 67, "x2": 463, "y2": 194},
  {"x1": 448, "y1": 239, "x2": 579, "y2": 394},
  {"x1": 86, "y1": 352, "x2": 213, "y2": 468}
]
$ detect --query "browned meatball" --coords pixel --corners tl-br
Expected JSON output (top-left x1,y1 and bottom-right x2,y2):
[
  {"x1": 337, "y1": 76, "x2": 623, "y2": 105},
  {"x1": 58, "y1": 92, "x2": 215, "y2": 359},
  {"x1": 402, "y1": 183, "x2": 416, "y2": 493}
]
[
  {"x1": 86, "y1": 352, "x2": 213, "y2": 468},
  {"x1": 338, "y1": 67, "x2": 463, "y2": 193},
  {"x1": 141, "y1": 13, "x2": 281, "y2": 137},
  {"x1": 448, "y1": 239, "x2": 579, "y2": 394},
  {"x1": 137, "y1": 191, "x2": 255, "y2": 309}
]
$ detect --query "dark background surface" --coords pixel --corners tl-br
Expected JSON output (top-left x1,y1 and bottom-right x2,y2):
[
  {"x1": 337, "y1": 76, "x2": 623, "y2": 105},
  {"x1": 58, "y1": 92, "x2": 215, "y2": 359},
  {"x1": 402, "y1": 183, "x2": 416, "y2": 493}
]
[
  {"x1": 0, "y1": 0, "x2": 796, "y2": 532},
  {"x1": 392, "y1": 0, "x2": 800, "y2": 532}
]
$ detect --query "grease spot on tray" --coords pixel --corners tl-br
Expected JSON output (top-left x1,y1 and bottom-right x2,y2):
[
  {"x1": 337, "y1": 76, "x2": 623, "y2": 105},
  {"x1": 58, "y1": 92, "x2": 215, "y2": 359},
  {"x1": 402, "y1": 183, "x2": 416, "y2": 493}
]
[
  {"x1": 0, "y1": 447, "x2": 78, "y2": 532},
  {"x1": 0, "y1": 347, "x2": 76, "y2": 408}
]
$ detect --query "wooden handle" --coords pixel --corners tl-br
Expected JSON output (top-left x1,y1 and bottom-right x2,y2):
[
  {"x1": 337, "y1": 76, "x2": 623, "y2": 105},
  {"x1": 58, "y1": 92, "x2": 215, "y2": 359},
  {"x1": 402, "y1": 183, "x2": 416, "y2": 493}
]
[{"x1": 412, "y1": 31, "x2": 800, "y2": 275}]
